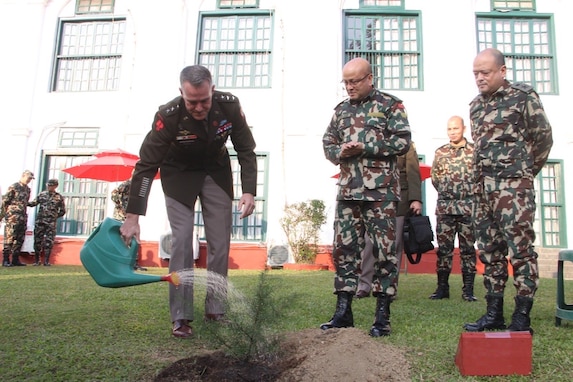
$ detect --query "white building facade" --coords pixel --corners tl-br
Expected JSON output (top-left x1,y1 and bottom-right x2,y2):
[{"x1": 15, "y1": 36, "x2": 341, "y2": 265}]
[{"x1": 1, "y1": 0, "x2": 571, "y2": 265}]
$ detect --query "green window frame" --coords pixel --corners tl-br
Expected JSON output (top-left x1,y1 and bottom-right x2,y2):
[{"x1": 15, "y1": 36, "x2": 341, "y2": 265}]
[
  {"x1": 40, "y1": 154, "x2": 109, "y2": 236},
  {"x1": 476, "y1": 13, "x2": 557, "y2": 94},
  {"x1": 75, "y1": 0, "x2": 114, "y2": 14},
  {"x1": 52, "y1": 18, "x2": 126, "y2": 92},
  {"x1": 197, "y1": 11, "x2": 273, "y2": 88},
  {"x1": 344, "y1": 9, "x2": 422, "y2": 90},
  {"x1": 361, "y1": 0, "x2": 404, "y2": 8},
  {"x1": 534, "y1": 160, "x2": 567, "y2": 248},
  {"x1": 58, "y1": 129, "x2": 99, "y2": 148},
  {"x1": 194, "y1": 152, "x2": 268, "y2": 241},
  {"x1": 491, "y1": 0, "x2": 535, "y2": 12},
  {"x1": 218, "y1": 0, "x2": 258, "y2": 8}
]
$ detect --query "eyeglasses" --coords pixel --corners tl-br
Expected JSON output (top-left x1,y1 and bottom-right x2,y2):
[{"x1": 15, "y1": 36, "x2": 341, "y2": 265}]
[{"x1": 341, "y1": 73, "x2": 370, "y2": 87}]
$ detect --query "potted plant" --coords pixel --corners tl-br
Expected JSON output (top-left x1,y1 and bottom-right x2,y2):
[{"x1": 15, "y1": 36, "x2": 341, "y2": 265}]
[{"x1": 279, "y1": 199, "x2": 327, "y2": 267}]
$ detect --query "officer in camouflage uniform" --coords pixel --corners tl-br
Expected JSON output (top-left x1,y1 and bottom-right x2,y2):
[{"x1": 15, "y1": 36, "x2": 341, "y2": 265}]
[
  {"x1": 430, "y1": 116, "x2": 477, "y2": 301},
  {"x1": 28, "y1": 179, "x2": 66, "y2": 266},
  {"x1": 321, "y1": 58, "x2": 411, "y2": 337},
  {"x1": 119, "y1": 65, "x2": 257, "y2": 339},
  {"x1": 2, "y1": 170, "x2": 34, "y2": 266},
  {"x1": 111, "y1": 178, "x2": 146, "y2": 271},
  {"x1": 111, "y1": 179, "x2": 131, "y2": 221},
  {"x1": 464, "y1": 48, "x2": 553, "y2": 334}
]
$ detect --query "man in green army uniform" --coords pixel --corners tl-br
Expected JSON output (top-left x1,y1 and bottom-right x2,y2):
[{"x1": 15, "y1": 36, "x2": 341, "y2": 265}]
[
  {"x1": 430, "y1": 116, "x2": 477, "y2": 301},
  {"x1": 321, "y1": 57, "x2": 411, "y2": 337},
  {"x1": 2, "y1": 170, "x2": 34, "y2": 266},
  {"x1": 464, "y1": 48, "x2": 553, "y2": 333},
  {"x1": 28, "y1": 179, "x2": 66, "y2": 266}
]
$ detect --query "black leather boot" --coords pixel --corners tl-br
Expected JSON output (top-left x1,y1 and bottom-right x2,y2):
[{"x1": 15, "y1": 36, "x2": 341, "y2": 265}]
[
  {"x1": 2, "y1": 250, "x2": 12, "y2": 267},
  {"x1": 370, "y1": 293, "x2": 391, "y2": 337},
  {"x1": 507, "y1": 295, "x2": 534, "y2": 334},
  {"x1": 464, "y1": 295, "x2": 506, "y2": 331},
  {"x1": 11, "y1": 252, "x2": 26, "y2": 266},
  {"x1": 33, "y1": 250, "x2": 41, "y2": 266},
  {"x1": 320, "y1": 292, "x2": 354, "y2": 330},
  {"x1": 429, "y1": 270, "x2": 450, "y2": 299},
  {"x1": 44, "y1": 252, "x2": 51, "y2": 266},
  {"x1": 462, "y1": 272, "x2": 478, "y2": 302}
]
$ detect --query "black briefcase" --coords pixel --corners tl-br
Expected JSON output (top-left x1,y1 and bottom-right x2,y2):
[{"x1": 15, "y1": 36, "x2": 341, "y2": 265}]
[{"x1": 403, "y1": 214, "x2": 435, "y2": 264}]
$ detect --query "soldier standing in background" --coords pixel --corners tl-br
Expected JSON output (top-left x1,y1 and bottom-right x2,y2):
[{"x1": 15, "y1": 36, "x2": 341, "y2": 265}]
[
  {"x1": 111, "y1": 178, "x2": 146, "y2": 271},
  {"x1": 28, "y1": 179, "x2": 66, "y2": 266},
  {"x1": 430, "y1": 116, "x2": 477, "y2": 301},
  {"x1": 321, "y1": 57, "x2": 411, "y2": 337},
  {"x1": 464, "y1": 48, "x2": 553, "y2": 333},
  {"x1": 357, "y1": 143, "x2": 422, "y2": 299},
  {"x1": 2, "y1": 170, "x2": 34, "y2": 267}
]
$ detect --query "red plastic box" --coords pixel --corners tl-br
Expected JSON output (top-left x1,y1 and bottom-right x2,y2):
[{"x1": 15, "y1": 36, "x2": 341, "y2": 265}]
[{"x1": 455, "y1": 331, "x2": 532, "y2": 376}]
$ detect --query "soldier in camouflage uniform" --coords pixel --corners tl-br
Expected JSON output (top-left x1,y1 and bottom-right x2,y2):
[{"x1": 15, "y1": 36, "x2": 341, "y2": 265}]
[
  {"x1": 28, "y1": 179, "x2": 66, "y2": 266},
  {"x1": 111, "y1": 179, "x2": 131, "y2": 221},
  {"x1": 2, "y1": 170, "x2": 34, "y2": 266},
  {"x1": 111, "y1": 178, "x2": 146, "y2": 271},
  {"x1": 430, "y1": 116, "x2": 477, "y2": 301},
  {"x1": 321, "y1": 58, "x2": 411, "y2": 337},
  {"x1": 464, "y1": 48, "x2": 553, "y2": 334}
]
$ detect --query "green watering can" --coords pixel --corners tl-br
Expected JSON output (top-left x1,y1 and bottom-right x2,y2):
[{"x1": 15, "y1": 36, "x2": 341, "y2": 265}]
[{"x1": 80, "y1": 217, "x2": 179, "y2": 288}]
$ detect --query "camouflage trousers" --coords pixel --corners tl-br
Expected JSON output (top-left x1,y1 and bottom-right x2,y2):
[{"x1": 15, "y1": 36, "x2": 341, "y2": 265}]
[
  {"x1": 435, "y1": 214, "x2": 476, "y2": 274},
  {"x1": 33, "y1": 221, "x2": 57, "y2": 255},
  {"x1": 474, "y1": 187, "x2": 539, "y2": 298},
  {"x1": 2, "y1": 218, "x2": 26, "y2": 257},
  {"x1": 331, "y1": 200, "x2": 397, "y2": 296}
]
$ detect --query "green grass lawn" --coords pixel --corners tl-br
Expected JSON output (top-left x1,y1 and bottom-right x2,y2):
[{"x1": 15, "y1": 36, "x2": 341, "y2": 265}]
[{"x1": 1, "y1": 266, "x2": 572, "y2": 381}]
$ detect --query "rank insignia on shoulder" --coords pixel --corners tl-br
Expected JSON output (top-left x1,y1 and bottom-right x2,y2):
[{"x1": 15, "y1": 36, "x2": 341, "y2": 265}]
[
  {"x1": 215, "y1": 93, "x2": 238, "y2": 102},
  {"x1": 511, "y1": 82, "x2": 533, "y2": 93}
]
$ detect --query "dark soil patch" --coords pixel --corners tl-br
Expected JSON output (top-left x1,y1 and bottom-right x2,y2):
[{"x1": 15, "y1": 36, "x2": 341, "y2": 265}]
[{"x1": 154, "y1": 328, "x2": 411, "y2": 382}]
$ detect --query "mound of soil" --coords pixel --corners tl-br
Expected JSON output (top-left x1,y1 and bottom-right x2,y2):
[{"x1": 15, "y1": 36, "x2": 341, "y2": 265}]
[{"x1": 154, "y1": 327, "x2": 411, "y2": 381}]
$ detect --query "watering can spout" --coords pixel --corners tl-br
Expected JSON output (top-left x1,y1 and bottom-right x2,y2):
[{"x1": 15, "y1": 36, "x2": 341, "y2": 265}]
[{"x1": 80, "y1": 218, "x2": 171, "y2": 288}]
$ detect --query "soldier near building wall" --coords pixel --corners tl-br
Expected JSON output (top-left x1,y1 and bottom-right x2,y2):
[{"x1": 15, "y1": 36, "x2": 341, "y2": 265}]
[
  {"x1": 2, "y1": 170, "x2": 35, "y2": 267},
  {"x1": 28, "y1": 179, "x2": 66, "y2": 266},
  {"x1": 321, "y1": 57, "x2": 411, "y2": 337},
  {"x1": 464, "y1": 48, "x2": 553, "y2": 334},
  {"x1": 111, "y1": 178, "x2": 146, "y2": 271},
  {"x1": 430, "y1": 116, "x2": 477, "y2": 302},
  {"x1": 111, "y1": 179, "x2": 131, "y2": 222}
]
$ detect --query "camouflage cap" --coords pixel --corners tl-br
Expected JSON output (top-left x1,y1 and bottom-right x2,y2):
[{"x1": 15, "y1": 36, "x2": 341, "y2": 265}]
[
  {"x1": 47, "y1": 179, "x2": 59, "y2": 186},
  {"x1": 22, "y1": 170, "x2": 35, "y2": 179}
]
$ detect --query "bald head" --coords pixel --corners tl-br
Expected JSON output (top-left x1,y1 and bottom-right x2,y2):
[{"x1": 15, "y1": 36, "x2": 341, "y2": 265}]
[
  {"x1": 473, "y1": 48, "x2": 507, "y2": 96},
  {"x1": 342, "y1": 58, "x2": 373, "y2": 101},
  {"x1": 446, "y1": 115, "x2": 466, "y2": 145}
]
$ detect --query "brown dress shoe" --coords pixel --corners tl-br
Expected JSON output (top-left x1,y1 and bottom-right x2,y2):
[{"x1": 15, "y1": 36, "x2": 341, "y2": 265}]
[
  {"x1": 355, "y1": 289, "x2": 371, "y2": 299},
  {"x1": 172, "y1": 320, "x2": 193, "y2": 338}
]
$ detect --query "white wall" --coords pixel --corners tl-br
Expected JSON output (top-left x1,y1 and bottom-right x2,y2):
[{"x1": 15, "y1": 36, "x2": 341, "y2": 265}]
[{"x1": 0, "y1": 0, "x2": 571, "y2": 248}]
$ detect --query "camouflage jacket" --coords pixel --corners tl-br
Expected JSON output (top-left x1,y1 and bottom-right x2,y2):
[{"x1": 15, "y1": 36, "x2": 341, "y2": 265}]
[
  {"x1": 111, "y1": 180, "x2": 130, "y2": 221},
  {"x1": 469, "y1": 81, "x2": 553, "y2": 191},
  {"x1": 1, "y1": 182, "x2": 31, "y2": 223},
  {"x1": 323, "y1": 88, "x2": 411, "y2": 201},
  {"x1": 431, "y1": 138, "x2": 474, "y2": 216},
  {"x1": 28, "y1": 191, "x2": 66, "y2": 223}
]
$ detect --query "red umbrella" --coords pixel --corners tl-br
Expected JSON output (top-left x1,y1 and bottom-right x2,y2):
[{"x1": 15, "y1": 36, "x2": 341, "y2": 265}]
[
  {"x1": 419, "y1": 163, "x2": 431, "y2": 181},
  {"x1": 331, "y1": 163, "x2": 432, "y2": 181},
  {"x1": 63, "y1": 149, "x2": 158, "y2": 182}
]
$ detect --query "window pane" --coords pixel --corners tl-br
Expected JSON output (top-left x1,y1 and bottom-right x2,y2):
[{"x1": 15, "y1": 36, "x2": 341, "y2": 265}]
[
  {"x1": 476, "y1": 16, "x2": 554, "y2": 94},
  {"x1": 344, "y1": 12, "x2": 421, "y2": 90},
  {"x1": 199, "y1": 14, "x2": 272, "y2": 88},
  {"x1": 54, "y1": 19, "x2": 125, "y2": 92}
]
